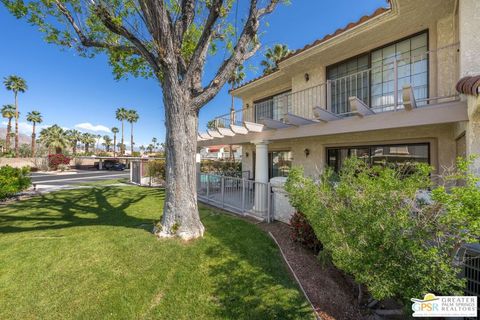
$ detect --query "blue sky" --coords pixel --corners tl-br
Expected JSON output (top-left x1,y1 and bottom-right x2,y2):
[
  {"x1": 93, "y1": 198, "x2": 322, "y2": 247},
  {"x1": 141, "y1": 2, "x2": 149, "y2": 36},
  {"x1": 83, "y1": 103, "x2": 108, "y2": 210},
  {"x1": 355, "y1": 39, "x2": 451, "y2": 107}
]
[{"x1": 0, "y1": 0, "x2": 386, "y2": 147}]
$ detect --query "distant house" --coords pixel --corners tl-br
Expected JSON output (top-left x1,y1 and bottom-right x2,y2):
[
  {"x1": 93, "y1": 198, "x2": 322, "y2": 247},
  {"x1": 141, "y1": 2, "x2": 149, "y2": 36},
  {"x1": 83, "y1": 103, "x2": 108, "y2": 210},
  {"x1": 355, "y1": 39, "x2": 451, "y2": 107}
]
[{"x1": 200, "y1": 145, "x2": 242, "y2": 160}]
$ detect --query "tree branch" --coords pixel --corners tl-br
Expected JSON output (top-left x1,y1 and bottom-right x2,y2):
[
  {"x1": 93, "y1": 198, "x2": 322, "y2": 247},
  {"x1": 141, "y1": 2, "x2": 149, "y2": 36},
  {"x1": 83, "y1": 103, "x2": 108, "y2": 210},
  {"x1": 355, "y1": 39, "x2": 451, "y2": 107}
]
[
  {"x1": 191, "y1": 0, "x2": 280, "y2": 110},
  {"x1": 183, "y1": 0, "x2": 224, "y2": 88},
  {"x1": 92, "y1": 4, "x2": 162, "y2": 75},
  {"x1": 175, "y1": 0, "x2": 196, "y2": 42},
  {"x1": 54, "y1": 0, "x2": 135, "y2": 52}
]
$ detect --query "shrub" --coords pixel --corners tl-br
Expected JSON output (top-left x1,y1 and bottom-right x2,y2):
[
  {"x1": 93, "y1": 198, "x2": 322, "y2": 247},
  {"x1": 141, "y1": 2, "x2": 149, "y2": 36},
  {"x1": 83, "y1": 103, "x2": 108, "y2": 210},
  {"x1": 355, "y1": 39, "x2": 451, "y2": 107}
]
[
  {"x1": 146, "y1": 160, "x2": 166, "y2": 185},
  {"x1": 48, "y1": 154, "x2": 71, "y2": 170},
  {"x1": 0, "y1": 166, "x2": 31, "y2": 200},
  {"x1": 201, "y1": 160, "x2": 241, "y2": 177},
  {"x1": 285, "y1": 156, "x2": 480, "y2": 305},
  {"x1": 289, "y1": 211, "x2": 322, "y2": 254}
]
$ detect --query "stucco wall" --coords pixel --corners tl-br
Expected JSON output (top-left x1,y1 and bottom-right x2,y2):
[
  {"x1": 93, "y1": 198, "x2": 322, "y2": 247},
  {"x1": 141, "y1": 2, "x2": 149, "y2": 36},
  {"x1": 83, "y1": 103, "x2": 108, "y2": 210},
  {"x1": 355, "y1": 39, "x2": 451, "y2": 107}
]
[
  {"x1": 242, "y1": 123, "x2": 458, "y2": 178},
  {"x1": 459, "y1": 0, "x2": 480, "y2": 76}
]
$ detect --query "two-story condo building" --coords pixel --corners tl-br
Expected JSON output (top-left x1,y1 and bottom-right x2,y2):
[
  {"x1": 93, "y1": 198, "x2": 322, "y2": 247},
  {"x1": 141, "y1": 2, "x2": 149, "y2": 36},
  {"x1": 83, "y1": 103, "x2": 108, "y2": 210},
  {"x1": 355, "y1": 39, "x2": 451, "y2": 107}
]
[{"x1": 197, "y1": 0, "x2": 480, "y2": 220}]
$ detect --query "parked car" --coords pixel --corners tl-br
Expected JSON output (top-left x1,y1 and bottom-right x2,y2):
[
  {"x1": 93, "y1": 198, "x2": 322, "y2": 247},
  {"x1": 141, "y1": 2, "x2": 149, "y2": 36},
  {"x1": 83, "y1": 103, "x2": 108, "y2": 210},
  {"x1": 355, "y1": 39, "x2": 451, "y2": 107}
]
[{"x1": 94, "y1": 160, "x2": 126, "y2": 171}]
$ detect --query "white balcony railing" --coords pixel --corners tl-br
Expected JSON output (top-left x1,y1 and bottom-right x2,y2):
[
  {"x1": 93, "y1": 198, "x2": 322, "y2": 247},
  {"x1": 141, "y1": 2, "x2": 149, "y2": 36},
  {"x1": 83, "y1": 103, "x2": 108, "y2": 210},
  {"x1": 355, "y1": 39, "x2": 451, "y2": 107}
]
[{"x1": 207, "y1": 42, "x2": 460, "y2": 129}]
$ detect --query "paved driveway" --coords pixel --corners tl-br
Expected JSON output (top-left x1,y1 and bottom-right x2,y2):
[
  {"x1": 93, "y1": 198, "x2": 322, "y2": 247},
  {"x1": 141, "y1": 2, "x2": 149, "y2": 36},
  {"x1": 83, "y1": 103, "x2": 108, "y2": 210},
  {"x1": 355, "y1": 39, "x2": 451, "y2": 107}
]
[{"x1": 30, "y1": 170, "x2": 130, "y2": 191}]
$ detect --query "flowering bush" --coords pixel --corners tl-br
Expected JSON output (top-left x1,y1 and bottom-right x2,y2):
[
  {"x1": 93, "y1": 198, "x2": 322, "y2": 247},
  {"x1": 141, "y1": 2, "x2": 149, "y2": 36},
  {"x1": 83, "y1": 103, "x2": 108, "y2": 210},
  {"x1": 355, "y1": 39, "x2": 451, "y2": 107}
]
[
  {"x1": 285, "y1": 156, "x2": 480, "y2": 304},
  {"x1": 48, "y1": 154, "x2": 71, "y2": 170},
  {"x1": 0, "y1": 166, "x2": 31, "y2": 200},
  {"x1": 290, "y1": 211, "x2": 322, "y2": 254}
]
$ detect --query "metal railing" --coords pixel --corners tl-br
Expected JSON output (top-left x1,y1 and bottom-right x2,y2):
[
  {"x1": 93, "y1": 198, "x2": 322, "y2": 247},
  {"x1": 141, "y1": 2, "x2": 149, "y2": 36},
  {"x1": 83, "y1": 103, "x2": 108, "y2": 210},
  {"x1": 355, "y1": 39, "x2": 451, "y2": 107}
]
[
  {"x1": 206, "y1": 43, "x2": 460, "y2": 129},
  {"x1": 197, "y1": 173, "x2": 273, "y2": 222}
]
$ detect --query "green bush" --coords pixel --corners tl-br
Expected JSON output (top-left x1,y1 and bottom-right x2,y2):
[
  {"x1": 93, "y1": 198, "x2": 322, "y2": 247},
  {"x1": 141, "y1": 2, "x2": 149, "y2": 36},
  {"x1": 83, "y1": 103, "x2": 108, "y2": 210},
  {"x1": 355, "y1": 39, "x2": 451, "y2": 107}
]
[
  {"x1": 201, "y1": 160, "x2": 241, "y2": 177},
  {"x1": 146, "y1": 160, "x2": 166, "y2": 184},
  {"x1": 285, "y1": 156, "x2": 480, "y2": 304},
  {"x1": 0, "y1": 166, "x2": 31, "y2": 200}
]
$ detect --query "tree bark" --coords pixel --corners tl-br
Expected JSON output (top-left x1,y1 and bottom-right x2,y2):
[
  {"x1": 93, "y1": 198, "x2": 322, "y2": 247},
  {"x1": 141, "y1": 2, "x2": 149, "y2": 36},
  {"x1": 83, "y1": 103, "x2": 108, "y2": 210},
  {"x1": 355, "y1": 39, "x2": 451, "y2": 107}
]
[
  {"x1": 14, "y1": 93, "x2": 19, "y2": 157},
  {"x1": 31, "y1": 123, "x2": 36, "y2": 156},
  {"x1": 155, "y1": 84, "x2": 204, "y2": 240}
]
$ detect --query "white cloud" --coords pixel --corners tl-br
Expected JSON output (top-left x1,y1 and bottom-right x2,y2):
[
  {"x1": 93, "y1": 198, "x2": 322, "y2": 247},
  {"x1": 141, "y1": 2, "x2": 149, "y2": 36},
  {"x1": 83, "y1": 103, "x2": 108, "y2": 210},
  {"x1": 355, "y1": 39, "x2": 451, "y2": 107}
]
[
  {"x1": 1, "y1": 121, "x2": 52, "y2": 135},
  {"x1": 75, "y1": 122, "x2": 111, "y2": 133}
]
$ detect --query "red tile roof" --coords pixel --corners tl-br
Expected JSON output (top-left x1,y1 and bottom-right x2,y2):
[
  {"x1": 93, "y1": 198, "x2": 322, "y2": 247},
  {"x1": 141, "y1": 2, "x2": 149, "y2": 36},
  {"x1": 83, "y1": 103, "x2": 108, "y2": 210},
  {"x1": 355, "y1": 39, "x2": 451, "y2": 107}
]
[
  {"x1": 231, "y1": 1, "x2": 392, "y2": 93},
  {"x1": 456, "y1": 76, "x2": 480, "y2": 96}
]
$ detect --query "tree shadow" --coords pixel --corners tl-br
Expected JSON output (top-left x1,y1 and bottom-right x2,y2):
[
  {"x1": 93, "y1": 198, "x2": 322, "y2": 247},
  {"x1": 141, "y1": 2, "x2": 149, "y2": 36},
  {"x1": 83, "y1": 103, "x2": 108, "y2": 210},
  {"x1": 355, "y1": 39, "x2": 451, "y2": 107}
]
[
  {"x1": 0, "y1": 187, "x2": 165, "y2": 234},
  {"x1": 201, "y1": 211, "x2": 314, "y2": 319}
]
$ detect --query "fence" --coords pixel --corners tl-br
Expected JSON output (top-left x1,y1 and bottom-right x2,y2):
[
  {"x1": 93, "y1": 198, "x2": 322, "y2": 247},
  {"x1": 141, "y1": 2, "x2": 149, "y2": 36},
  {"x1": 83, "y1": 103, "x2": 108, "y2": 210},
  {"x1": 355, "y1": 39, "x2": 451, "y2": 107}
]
[
  {"x1": 197, "y1": 173, "x2": 273, "y2": 222},
  {"x1": 462, "y1": 244, "x2": 480, "y2": 319}
]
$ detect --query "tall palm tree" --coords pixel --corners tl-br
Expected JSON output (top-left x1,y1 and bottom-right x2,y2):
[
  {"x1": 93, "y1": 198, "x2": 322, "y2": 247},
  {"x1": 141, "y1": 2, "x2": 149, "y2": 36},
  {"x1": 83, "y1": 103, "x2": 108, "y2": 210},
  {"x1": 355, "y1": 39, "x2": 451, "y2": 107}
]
[
  {"x1": 126, "y1": 109, "x2": 139, "y2": 155},
  {"x1": 115, "y1": 107, "x2": 128, "y2": 155},
  {"x1": 102, "y1": 135, "x2": 112, "y2": 152},
  {"x1": 1, "y1": 104, "x2": 15, "y2": 153},
  {"x1": 95, "y1": 134, "x2": 101, "y2": 154},
  {"x1": 260, "y1": 44, "x2": 290, "y2": 74},
  {"x1": 111, "y1": 127, "x2": 119, "y2": 157},
  {"x1": 39, "y1": 125, "x2": 68, "y2": 154},
  {"x1": 81, "y1": 133, "x2": 96, "y2": 154},
  {"x1": 66, "y1": 129, "x2": 82, "y2": 154},
  {"x1": 152, "y1": 137, "x2": 157, "y2": 153},
  {"x1": 26, "y1": 110, "x2": 42, "y2": 156},
  {"x1": 4, "y1": 75, "x2": 28, "y2": 157}
]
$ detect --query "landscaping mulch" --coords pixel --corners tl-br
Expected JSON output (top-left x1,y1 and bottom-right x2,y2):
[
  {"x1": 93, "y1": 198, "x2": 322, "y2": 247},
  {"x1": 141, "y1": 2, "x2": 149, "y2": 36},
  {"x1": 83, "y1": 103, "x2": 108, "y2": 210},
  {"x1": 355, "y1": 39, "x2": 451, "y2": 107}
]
[{"x1": 259, "y1": 221, "x2": 368, "y2": 320}]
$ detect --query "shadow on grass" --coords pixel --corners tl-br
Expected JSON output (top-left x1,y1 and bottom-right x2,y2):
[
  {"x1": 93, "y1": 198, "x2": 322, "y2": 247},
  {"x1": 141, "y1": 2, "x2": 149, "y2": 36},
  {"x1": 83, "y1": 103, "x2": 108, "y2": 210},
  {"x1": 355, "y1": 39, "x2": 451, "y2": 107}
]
[
  {"x1": 0, "y1": 187, "x2": 164, "y2": 234},
  {"x1": 202, "y1": 212, "x2": 314, "y2": 319}
]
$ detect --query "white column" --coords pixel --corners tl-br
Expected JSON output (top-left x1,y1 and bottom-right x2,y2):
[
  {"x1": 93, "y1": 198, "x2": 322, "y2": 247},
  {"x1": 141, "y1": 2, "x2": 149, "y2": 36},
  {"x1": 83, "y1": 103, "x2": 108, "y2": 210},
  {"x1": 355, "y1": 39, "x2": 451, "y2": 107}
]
[
  {"x1": 254, "y1": 141, "x2": 269, "y2": 183},
  {"x1": 99, "y1": 159, "x2": 103, "y2": 170},
  {"x1": 253, "y1": 140, "x2": 269, "y2": 214},
  {"x1": 459, "y1": 0, "x2": 480, "y2": 77}
]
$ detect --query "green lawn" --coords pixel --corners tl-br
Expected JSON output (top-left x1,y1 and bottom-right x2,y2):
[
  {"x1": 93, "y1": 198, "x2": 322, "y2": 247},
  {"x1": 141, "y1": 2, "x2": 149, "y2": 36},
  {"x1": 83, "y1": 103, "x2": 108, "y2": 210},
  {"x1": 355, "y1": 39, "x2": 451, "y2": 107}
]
[{"x1": 0, "y1": 185, "x2": 313, "y2": 319}]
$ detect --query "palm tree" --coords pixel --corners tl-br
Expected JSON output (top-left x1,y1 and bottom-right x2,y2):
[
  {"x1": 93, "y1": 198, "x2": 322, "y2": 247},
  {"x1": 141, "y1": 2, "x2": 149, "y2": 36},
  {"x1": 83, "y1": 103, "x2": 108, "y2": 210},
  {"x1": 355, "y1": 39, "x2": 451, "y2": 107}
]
[
  {"x1": 26, "y1": 110, "x2": 42, "y2": 156},
  {"x1": 115, "y1": 107, "x2": 128, "y2": 155},
  {"x1": 1, "y1": 104, "x2": 15, "y2": 153},
  {"x1": 4, "y1": 75, "x2": 28, "y2": 157},
  {"x1": 111, "y1": 127, "x2": 119, "y2": 157},
  {"x1": 260, "y1": 44, "x2": 290, "y2": 74},
  {"x1": 102, "y1": 135, "x2": 112, "y2": 152},
  {"x1": 126, "y1": 109, "x2": 139, "y2": 155},
  {"x1": 95, "y1": 134, "x2": 101, "y2": 154},
  {"x1": 66, "y1": 129, "x2": 82, "y2": 154},
  {"x1": 152, "y1": 137, "x2": 157, "y2": 153},
  {"x1": 81, "y1": 133, "x2": 96, "y2": 154},
  {"x1": 39, "y1": 125, "x2": 68, "y2": 154}
]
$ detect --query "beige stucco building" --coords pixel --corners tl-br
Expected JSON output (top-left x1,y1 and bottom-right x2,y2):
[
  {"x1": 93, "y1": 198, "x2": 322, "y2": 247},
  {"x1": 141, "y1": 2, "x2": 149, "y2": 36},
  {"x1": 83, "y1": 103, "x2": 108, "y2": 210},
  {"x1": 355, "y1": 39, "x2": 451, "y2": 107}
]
[{"x1": 198, "y1": 0, "x2": 480, "y2": 186}]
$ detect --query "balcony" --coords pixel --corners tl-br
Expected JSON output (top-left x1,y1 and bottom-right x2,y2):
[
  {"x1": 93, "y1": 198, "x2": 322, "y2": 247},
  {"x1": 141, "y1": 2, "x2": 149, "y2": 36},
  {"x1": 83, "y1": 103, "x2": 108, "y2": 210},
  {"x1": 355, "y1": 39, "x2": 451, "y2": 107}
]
[{"x1": 199, "y1": 43, "x2": 460, "y2": 140}]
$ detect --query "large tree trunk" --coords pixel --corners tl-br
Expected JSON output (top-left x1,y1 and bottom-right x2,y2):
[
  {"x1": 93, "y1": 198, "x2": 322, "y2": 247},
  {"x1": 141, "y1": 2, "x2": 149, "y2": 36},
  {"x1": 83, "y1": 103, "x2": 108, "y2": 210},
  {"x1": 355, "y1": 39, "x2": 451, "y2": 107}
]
[
  {"x1": 155, "y1": 85, "x2": 204, "y2": 240},
  {"x1": 31, "y1": 124, "x2": 36, "y2": 156},
  {"x1": 14, "y1": 93, "x2": 19, "y2": 157},
  {"x1": 5, "y1": 119, "x2": 11, "y2": 153}
]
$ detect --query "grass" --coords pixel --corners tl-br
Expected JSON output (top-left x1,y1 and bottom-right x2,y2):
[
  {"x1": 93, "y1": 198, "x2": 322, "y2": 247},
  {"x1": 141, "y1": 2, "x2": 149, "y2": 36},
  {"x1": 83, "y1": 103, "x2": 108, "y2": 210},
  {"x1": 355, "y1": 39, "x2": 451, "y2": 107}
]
[{"x1": 0, "y1": 185, "x2": 314, "y2": 319}]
